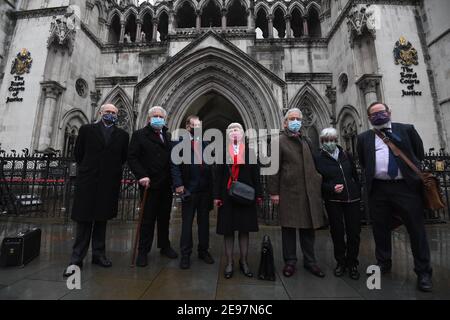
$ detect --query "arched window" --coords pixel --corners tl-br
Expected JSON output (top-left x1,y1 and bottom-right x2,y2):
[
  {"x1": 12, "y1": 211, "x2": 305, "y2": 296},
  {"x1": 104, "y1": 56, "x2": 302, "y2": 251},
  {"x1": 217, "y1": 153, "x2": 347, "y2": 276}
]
[
  {"x1": 340, "y1": 114, "x2": 358, "y2": 156},
  {"x1": 201, "y1": 0, "x2": 221, "y2": 27},
  {"x1": 227, "y1": 0, "x2": 246, "y2": 27},
  {"x1": 124, "y1": 14, "x2": 137, "y2": 42},
  {"x1": 255, "y1": 9, "x2": 268, "y2": 39},
  {"x1": 307, "y1": 7, "x2": 322, "y2": 37},
  {"x1": 142, "y1": 12, "x2": 153, "y2": 42},
  {"x1": 158, "y1": 12, "x2": 169, "y2": 41},
  {"x1": 108, "y1": 14, "x2": 121, "y2": 43},
  {"x1": 291, "y1": 8, "x2": 304, "y2": 38},
  {"x1": 63, "y1": 127, "x2": 78, "y2": 158},
  {"x1": 176, "y1": 1, "x2": 196, "y2": 28},
  {"x1": 273, "y1": 8, "x2": 286, "y2": 39}
]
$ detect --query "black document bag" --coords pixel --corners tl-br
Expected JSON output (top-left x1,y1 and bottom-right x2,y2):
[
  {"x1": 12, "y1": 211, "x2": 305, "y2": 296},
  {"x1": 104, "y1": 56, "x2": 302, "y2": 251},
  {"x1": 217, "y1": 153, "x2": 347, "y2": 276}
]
[{"x1": 0, "y1": 228, "x2": 41, "y2": 267}]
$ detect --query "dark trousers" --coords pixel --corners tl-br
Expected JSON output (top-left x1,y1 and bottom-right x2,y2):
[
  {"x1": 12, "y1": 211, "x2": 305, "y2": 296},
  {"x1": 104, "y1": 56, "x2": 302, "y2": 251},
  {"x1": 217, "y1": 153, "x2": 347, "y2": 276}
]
[
  {"x1": 138, "y1": 186, "x2": 173, "y2": 255},
  {"x1": 180, "y1": 191, "x2": 210, "y2": 256},
  {"x1": 369, "y1": 180, "x2": 432, "y2": 275},
  {"x1": 281, "y1": 227, "x2": 316, "y2": 267},
  {"x1": 325, "y1": 201, "x2": 361, "y2": 267},
  {"x1": 70, "y1": 221, "x2": 107, "y2": 264}
]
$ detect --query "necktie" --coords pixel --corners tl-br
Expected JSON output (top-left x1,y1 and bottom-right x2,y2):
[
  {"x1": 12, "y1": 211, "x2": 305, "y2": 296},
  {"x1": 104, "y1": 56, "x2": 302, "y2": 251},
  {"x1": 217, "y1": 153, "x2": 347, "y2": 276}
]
[
  {"x1": 157, "y1": 130, "x2": 164, "y2": 143},
  {"x1": 381, "y1": 128, "x2": 399, "y2": 179}
]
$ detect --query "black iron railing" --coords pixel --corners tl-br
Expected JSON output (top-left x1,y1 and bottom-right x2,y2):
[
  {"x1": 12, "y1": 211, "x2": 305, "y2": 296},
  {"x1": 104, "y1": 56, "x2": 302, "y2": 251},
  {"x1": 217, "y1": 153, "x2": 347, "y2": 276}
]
[{"x1": 1, "y1": 152, "x2": 449, "y2": 224}]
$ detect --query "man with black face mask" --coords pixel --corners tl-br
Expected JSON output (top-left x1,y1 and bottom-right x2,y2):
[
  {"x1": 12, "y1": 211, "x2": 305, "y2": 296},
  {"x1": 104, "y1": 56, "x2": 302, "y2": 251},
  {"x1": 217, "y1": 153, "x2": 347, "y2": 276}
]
[
  {"x1": 357, "y1": 102, "x2": 432, "y2": 292},
  {"x1": 63, "y1": 104, "x2": 129, "y2": 277},
  {"x1": 171, "y1": 115, "x2": 214, "y2": 269}
]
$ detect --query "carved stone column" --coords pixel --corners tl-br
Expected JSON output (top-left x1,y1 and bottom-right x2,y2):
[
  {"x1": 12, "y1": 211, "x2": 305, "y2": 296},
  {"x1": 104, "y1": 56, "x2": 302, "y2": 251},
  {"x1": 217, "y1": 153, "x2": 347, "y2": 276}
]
[
  {"x1": 221, "y1": 9, "x2": 227, "y2": 31},
  {"x1": 37, "y1": 81, "x2": 65, "y2": 150},
  {"x1": 356, "y1": 74, "x2": 382, "y2": 110},
  {"x1": 303, "y1": 14, "x2": 309, "y2": 37},
  {"x1": 152, "y1": 18, "x2": 159, "y2": 41},
  {"x1": 325, "y1": 85, "x2": 337, "y2": 126},
  {"x1": 247, "y1": 7, "x2": 255, "y2": 32},
  {"x1": 196, "y1": 11, "x2": 201, "y2": 30},
  {"x1": 136, "y1": 19, "x2": 142, "y2": 42},
  {"x1": 119, "y1": 21, "x2": 125, "y2": 43},
  {"x1": 285, "y1": 14, "x2": 292, "y2": 38},
  {"x1": 90, "y1": 90, "x2": 102, "y2": 122},
  {"x1": 267, "y1": 14, "x2": 273, "y2": 38},
  {"x1": 168, "y1": 9, "x2": 176, "y2": 35}
]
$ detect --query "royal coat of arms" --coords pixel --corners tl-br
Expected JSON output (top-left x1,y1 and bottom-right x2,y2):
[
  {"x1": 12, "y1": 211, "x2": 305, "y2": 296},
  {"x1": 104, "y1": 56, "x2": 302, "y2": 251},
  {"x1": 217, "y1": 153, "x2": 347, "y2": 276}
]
[
  {"x1": 10, "y1": 48, "x2": 33, "y2": 75},
  {"x1": 393, "y1": 36, "x2": 419, "y2": 66}
]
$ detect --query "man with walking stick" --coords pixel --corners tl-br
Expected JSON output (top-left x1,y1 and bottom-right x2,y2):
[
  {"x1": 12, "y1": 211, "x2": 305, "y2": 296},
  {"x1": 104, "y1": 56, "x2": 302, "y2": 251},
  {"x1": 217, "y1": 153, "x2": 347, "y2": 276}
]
[
  {"x1": 63, "y1": 104, "x2": 129, "y2": 277},
  {"x1": 128, "y1": 106, "x2": 178, "y2": 267}
]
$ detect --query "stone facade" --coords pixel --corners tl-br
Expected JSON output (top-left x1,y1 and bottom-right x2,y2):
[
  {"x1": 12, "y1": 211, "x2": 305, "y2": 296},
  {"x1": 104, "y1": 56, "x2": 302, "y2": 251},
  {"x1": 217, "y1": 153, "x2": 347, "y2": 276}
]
[{"x1": 0, "y1": 0, "x2": 447, "y2": 155}]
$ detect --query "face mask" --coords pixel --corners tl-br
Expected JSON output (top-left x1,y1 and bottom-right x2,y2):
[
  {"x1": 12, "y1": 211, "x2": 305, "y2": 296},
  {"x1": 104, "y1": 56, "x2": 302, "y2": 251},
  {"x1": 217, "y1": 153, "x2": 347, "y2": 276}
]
[
  {"x1": 288, "y1": 120, "x2": 302, "y2": 132},
  {"x1": 369, "y1": 111, "x2": 390, "y2": 126},
  {"x1": 150, "y1": 117, "x2": 165, "y2": 130},
  {"x1": 322, "y1": 141, "x2": 337, "y2": 153},
  {"x1": 102, "y1": 113, "x2": 117, "y2": 125},
  {"x1": 229, "y1": 131, "x2": 243, "y2": 142}
]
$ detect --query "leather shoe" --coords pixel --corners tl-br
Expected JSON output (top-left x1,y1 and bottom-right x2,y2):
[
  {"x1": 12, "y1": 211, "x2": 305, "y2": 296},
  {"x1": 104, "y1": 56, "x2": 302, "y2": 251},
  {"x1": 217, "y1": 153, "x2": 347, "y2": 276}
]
[
  {"x1": 282, "y1": 264, "x2": 296, "y2": 277},
  {"x1": 348, "y1": 266, "x2": 360, "y2": 280},
  {"x1": 92, "y1": 256, "x2": 112, "y2": 268},
  {"x1": 198, "y1": 251, "x2": 215, "y2": 264},
  {"x1": 239, "y1": 260, "x2": 253, "y2": 278},
  {"x1": 417, "y1": 273, "x2": 433, "y2": 292},
  {"x1": 334, "y1": 264, "x2": 346, "y2": 277},
  {"x1": 305, "y1": 264, "x2": 325, "y2": 278},
  {"x1": 136, "y1": 253, "x2": 148, "y2": 267},
  {"x1": 160, "y1": 247, "x2": 178, "y2": 259},
  {"x1": 180, "y1": 255, "x2": 190, "y2": 269},
  {"x1": 63, "y1": 262, "x2": 83, "y2": 278}
]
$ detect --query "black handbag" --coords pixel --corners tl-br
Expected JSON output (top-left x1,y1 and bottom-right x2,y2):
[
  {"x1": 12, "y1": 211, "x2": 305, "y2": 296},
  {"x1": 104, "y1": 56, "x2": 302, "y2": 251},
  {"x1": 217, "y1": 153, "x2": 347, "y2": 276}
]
[
  {"x1": 258, "y1": 235, "x2": 275, "y2": 281},
  {"x1": 227, "y1": 166, "x2": 255, "y2": 205}
]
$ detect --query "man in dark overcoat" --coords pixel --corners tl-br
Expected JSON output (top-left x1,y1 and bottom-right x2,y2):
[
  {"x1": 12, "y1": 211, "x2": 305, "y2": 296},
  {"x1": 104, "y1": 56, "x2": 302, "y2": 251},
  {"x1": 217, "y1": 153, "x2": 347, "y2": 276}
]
[{"x1": 63, "y1": 104, "x2": 129, "y2": 277}]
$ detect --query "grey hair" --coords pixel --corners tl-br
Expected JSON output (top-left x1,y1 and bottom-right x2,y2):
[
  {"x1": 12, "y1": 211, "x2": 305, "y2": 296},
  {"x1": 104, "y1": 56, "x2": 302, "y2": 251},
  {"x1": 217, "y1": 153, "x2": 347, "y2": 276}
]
[
  {"x1": 283, "y1": 108, "x2": 303, "y2": 122},
  {"x1": 99, "y1": 104, "x2": 118, "y2": 113},
  {"x1": 320, "y1": 127, "x2": 338, "y2": 140},
  {"x1": 226, "y1": 122, "x2": 244, "y2": 135},
  {"x1": 147, "y1": 106, "x2": 167, "y2": 118}
]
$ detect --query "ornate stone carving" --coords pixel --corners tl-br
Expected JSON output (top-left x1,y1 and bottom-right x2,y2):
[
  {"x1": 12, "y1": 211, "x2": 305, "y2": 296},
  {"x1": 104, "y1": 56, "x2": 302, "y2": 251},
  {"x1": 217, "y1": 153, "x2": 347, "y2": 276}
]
[
  {"x1": 347, "y1": 4, "x2": 376, "y2": 47},
  {"x1": 47, "y1": 8, "x2": 77, "y2": 55},
  {"x1": 10, "y1": 48, "x2": 33, "y2": 75},
  {"x1": 393, "y1": 36, "x2": 419, "y2": 66}
]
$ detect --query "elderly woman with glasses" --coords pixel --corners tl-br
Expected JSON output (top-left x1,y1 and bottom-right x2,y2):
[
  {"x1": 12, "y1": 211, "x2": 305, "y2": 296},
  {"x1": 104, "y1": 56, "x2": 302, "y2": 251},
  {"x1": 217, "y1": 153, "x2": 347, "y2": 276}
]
[
  {"x1": 213, "y1": 123, "x2": 263, "y2": 279},
  {"x1": 314, "y1": 127, "x2": 362, "y2": 280}
]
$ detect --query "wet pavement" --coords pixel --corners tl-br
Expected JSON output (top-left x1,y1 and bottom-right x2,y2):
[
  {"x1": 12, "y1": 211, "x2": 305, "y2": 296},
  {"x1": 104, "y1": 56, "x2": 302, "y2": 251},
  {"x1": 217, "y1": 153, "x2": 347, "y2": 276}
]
[{"x1": 0, "y1": 214, "x2": 449, "y2": 300}]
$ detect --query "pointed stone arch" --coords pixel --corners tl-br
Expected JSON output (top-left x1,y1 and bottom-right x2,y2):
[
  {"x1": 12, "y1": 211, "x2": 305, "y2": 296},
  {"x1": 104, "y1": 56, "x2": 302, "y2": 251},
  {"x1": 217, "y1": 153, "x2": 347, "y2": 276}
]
[
  {"x1": 288, "y1": 2, "x2": 306, "y2": 16},
  {"x1": 107, "y1": 8, "x2": 122, "y2": 25},
  {"x1": 123, "y1": 6, "x2": 139, "y2": 22},
  {"x1": 270, "y1": 2, "x2": 288, "y2": 16},
  {"x1": 306, "y1": 1, "x2": 322, "y2": 15},
  {"x1": 289, "y1": 82, "x2": 331, "y2": 138},
  {"x1": 101, "y1": 85, "x2": 134, "y2": 134},
  {"x1": 199, "y1": 0, "x2": 223, "y2": 12},
  {"x1": 138, "y1": 6, "x2": 154, "y2": 21},
  {"x1": 337, "y1": 105, "x2": 361, "y2": 155},
  {"x1": 58, "y1": 109, "x2": 89, "y2": 157},
  {"x1": 255, "y1": 2, "x2": 270, "y2": 17},
  {"x1": 225, "y1": 0, "x2": 248, "y2": 11},
  {"x1": 156, "y1": 5, "x2": 171, "y2": 19},
  {"x1": 174, "y1": 0, "x2": 198, "y2": 12}
]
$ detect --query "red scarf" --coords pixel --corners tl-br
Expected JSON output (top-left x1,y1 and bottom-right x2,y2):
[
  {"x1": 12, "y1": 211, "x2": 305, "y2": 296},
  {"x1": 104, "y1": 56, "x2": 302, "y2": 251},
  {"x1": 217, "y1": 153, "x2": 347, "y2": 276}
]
[{"x1": 227, "y1": 142, "x2": 245, "y2": 190}]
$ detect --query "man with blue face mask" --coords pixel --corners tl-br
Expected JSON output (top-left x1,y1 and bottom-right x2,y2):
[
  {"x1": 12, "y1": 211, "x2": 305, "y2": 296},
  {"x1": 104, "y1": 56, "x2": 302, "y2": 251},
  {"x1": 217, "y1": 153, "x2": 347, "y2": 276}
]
[
  {"x1": 128, "y1": 106, "x2": 178, "y2": 267},
  {"x1": 357, "y1": 102, "x2": 432, "y2": 292},
  {"x1": 268, "y1": 108, "x2": 326, "y2": 279},
  {"x1": 64, "y1": 104, "x2": 129, "y2": 277}
]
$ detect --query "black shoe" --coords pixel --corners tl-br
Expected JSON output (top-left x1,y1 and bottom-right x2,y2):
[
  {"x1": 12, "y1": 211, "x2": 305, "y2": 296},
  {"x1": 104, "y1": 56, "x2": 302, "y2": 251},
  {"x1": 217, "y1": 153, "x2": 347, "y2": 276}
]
[
  {"x1": 224, "y1": 262, "x2": 234, "y2": 279},
  {"x1": 136, "y1": 253, "x2": 148, "y2": 267},
  {"x1": 417, "y1": 273, "x2": 433, "y2": 292},
  {"x1": 180, "y1": 255, "x2": 190, "y2": 269},
  {"x1": 334, "y1": 264, "x2": 346, "y2": 277},
  {"x1": 305, "y1": 264, "x2": 326, "y2": 278},
  {"x1": 63, "y1": 262, "x2": 83, "y2": 278},
  {"x1": 92, "y1": 256, "x2": 112, "y2": 268},
  {"x1": 348, "y1": 266, "x2": 360, "y2": 280},
  {"x1": 160, "y1": 247, "x2": 178, "y2": 259},
  {"x1": 366, "y1": 262, "x2": 392, "y2": 275},
  {"x1": 198, "y1": 251, "x2": 215, "y2": 264},
  {"x1": 239, "y1": 260, "x2": 253, "y2": 278}
]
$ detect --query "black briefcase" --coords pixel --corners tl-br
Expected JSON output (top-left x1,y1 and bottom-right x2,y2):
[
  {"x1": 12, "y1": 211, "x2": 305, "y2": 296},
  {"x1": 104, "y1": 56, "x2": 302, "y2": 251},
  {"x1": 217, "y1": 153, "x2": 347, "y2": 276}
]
[
  {"x1": 258, "y1": 235, "x2": 276, "y2": 281},
  {"x1": 0, "y1": 228, "x2": 41, "y2": 267}
]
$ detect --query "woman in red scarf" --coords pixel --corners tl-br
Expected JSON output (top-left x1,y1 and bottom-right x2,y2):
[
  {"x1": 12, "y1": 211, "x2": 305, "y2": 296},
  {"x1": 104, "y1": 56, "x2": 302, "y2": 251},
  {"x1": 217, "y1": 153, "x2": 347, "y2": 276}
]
[{"x1": 213, "y1": 123, "x2": 262, "y2": 279}]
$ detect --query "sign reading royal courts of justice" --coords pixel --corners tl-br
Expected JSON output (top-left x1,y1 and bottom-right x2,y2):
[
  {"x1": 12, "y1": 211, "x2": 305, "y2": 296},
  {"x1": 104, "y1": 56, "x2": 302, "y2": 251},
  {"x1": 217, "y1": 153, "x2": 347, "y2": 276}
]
[
  {"x1": 393, "y1": 36, "x2": 422, "y2": 97},
  {"x1": 6, "y1": 48, "x2": 32, "y2": 103}
]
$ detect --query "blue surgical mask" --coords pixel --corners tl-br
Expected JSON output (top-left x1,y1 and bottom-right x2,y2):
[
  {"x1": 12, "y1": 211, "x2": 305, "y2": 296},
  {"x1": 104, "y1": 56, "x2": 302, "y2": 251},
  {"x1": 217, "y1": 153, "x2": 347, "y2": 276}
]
[
  {"x1": 102, "y1": 113, "x2": 117, "y2": 126},
  {"x1": 150, "y1": 117, "x2": 165, "y2": 130},
  {"x1": 288, "y1": 120, "x2": 302, "y2": 132}
]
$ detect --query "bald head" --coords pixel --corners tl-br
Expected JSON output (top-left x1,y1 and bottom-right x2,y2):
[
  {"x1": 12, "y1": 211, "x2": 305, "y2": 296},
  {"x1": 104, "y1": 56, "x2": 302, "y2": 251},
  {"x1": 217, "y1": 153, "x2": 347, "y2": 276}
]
[{"x1": 99, "y1": 104, "x2": 118, "y2": 115}]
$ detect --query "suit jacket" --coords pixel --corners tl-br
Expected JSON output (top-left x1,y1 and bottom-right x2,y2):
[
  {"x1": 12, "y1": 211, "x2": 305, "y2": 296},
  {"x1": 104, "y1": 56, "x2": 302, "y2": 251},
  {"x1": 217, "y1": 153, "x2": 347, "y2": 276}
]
[
  {"x1": 356, "y1": 122, "x2": 424, "y2": 195},
  {"x1": 71, "y1": 122, "x2": 129, "y2": 221},
  {"x1": 128, "y1": 125, "x2": 173, "y2": 190}
]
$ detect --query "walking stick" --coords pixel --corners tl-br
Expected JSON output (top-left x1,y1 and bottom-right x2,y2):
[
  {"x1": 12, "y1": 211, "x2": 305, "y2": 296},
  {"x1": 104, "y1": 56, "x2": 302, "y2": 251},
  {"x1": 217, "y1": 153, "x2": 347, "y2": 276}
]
[{"x1": 130, "y1": 185, "x2": 149, "y2": 267}]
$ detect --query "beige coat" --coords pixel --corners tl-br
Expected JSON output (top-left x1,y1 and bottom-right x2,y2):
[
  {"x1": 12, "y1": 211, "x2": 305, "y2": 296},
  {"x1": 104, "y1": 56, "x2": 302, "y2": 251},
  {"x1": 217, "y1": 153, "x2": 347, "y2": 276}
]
[{"x1": 268, "y1": 131, "x2": 325, "y2": 229}]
